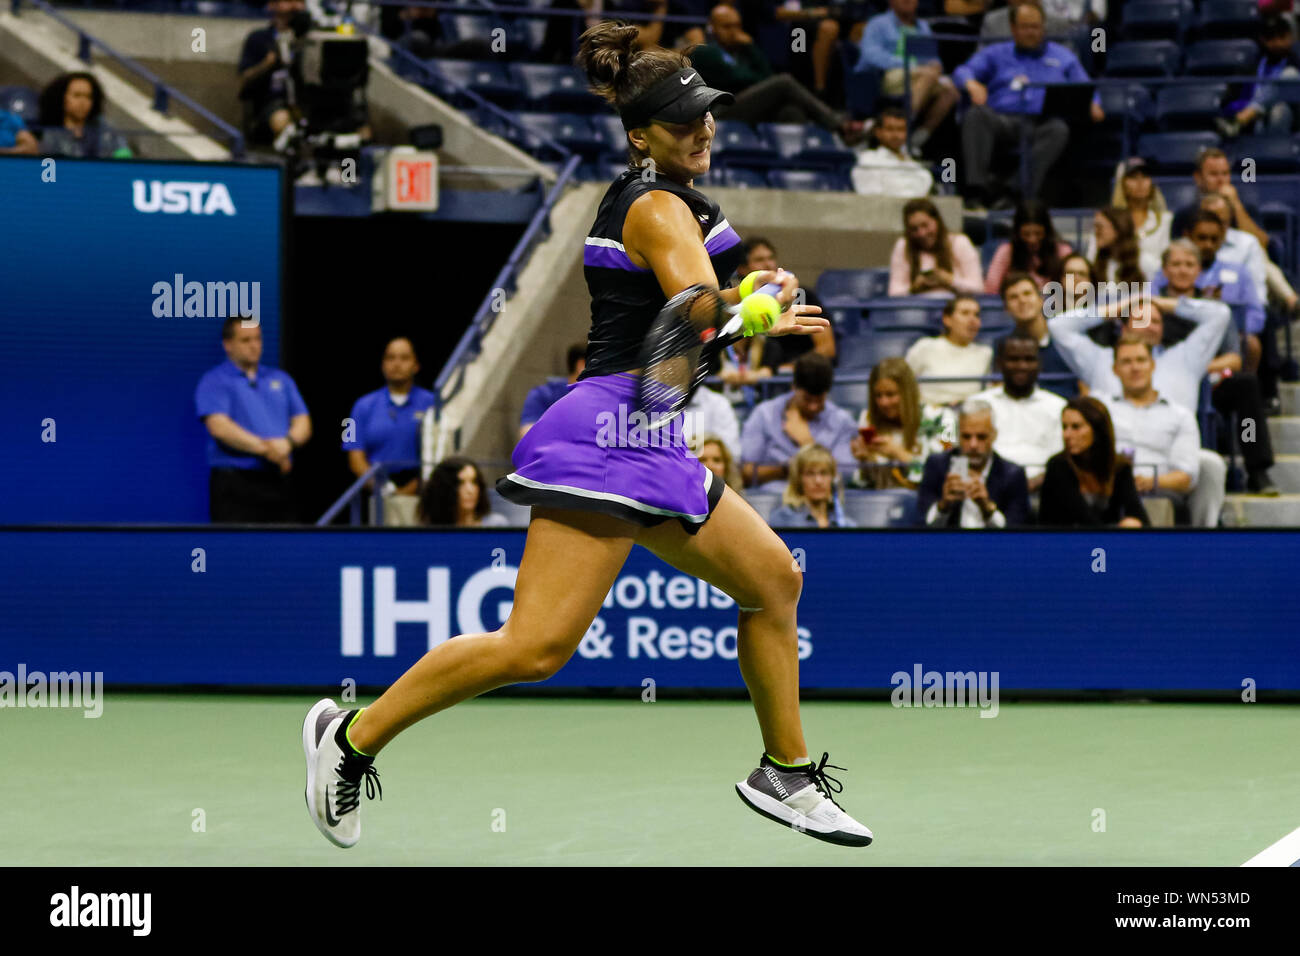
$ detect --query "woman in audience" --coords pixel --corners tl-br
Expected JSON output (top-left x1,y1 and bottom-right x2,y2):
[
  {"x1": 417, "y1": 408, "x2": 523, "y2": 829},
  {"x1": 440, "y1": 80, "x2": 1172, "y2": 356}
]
[
  {"x1": 767, "y1": 444, "x2": 855, "y2": 528},
  {"x1": 849, "y1": 357, "x2": 955, "y2": 489},
  {"x1": 1085, "y1": 206, "x2": 1146, "y2": 285},
  {"x1": 1110, "y1": 157, "x2": 1172, "y2": 280},
  {"x1": 983, "y1": 199, "x2": 1072, "y2": 294},
  {"x1": 1038, "y1": 397, "x2": 1148, "y2": 528},
  {"x1": 1061, "y1": 252, "x2": 1094, "y2": 295},
  {"x1": 692, "y1": 433, "x2": 744, "y2": 493},
  {"x1": 37, "y1": 72, "x2": 132, "y2": 158},
  {"x1": 417, "y1": 457, "x2": 509, "y2": 527},
  {"x1": 888, "y1": 198, "x2": 984, "y2": 297}
]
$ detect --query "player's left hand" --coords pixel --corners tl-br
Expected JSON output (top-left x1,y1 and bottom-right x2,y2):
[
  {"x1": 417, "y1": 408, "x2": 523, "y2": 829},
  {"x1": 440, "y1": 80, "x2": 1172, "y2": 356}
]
[{"x1": 767, "y1": 302, "x2": 830, "y2": 337}]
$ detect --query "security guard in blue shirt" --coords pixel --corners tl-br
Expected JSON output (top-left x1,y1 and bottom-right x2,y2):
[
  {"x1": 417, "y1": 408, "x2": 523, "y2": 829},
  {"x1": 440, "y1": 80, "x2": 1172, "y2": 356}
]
[{"x1": 343, "y1": 337, "x2": 435, "y2": 495}]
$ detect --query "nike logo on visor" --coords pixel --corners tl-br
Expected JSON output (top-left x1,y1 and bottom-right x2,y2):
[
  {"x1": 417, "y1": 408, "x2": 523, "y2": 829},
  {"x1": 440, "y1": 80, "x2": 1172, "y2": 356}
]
[{"x1": 681, "y1": 73, "x2": 695, "y2": 84}]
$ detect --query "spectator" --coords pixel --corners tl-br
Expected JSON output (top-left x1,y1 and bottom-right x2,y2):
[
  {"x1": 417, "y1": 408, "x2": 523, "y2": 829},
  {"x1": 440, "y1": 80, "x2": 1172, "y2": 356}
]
[
  {"x1": 1169, "y1": 148, "x2": 1270, "y2": 254},
  {"x1": 888, "y1": 197, "x2": 984, "y2": 297},
  {"x1": 1084, "y1": 206, "x2": 1146, "y2": 285},
  {"x1": 767, "y1": 443, "x2": 856, "y2": 527},
  {"x1": 969, "y1": 331, "x2": 1067, "y2": 491},
  {"x1": 1110, "y1": 158, "x2": 1173, "y2": 281},
  {"x1": 953, "y1": 0, "x2": 1103, "y2": 208},
  {"x1": 195, "y1": 317, "x2": 311, "y2": 523},
  {"x1": 343, "y1": 337, "x2": 436, "y2": 498},
  {"x1": 904, "y1": 295, "x2": 994, "y2": 405},
  {"x1": 1037, "y1": 396, "x2": 1148, "y2": 527},
  {"x1": 1039, "y1": 0, "x2": 1105, "y2": 24},
  {"x1": 417, "y1": 457, "x2": 508, "y2": 527},
  {"x1": 731, "y1": 237, "x2": 835, "y2": 367},
  {"x1": 692, "y1": 432, "x2": 744, "y2": 492},
  {"x1": 379, "y1": 4, "x2": 494, "y2": 59},
  {"x1": 916, "y1": 399, "x2": 1032, "y2": 527},
  {"x1": 1060, "y1": 252, "x2": 1093, "y2": 295},
  {"x1": 856, "y1": 0, "x2": 958, "y2": 153},
  {"x1": 983, "y1": 198, "x2": 1072, "y2": 294},
  {"x1": 0, "y1": 108, "x2": 38, "y2": 155},
  {"x1": 739, "y1": 0, "x2": 847, "y2": 100},
  {"x1": 849, "y1": 356, "x2": 957, "y2": 489},
  {"x1": 238, "y1": 0, "x2": 305, "y2": 148},
  {"x1": 850, "y1": 106, "x2": 935, "y2": 197},
  {"x1": 740, "y1": 352, "x2": 858, "y2": 491},
  {"x1": 689, "y1": 4, "x2": 868, "y2": 142},
  {"x1": 1218, "y1": 16, "x2": 1300, "y2": 139},
  {"x1": 682, "y1": 381, "x2": 742, "y2": 464},
  {"x1": 37, "y1": 72, "x2": 131, "y2": 159},
  {"x1": 520, "y1": 343, "x2": 587, "y2": 440},
  {"x1": 944, "y1": 0, "x2": 996, "y2": 29},
  {"x1": 1155, "y1": 239, "x2": 1278, "y2": 494},
  {"x1": 1097, "y1": 335, "x2": 1211, "y2": 525},
  {"x1": 1179, "y1": 214, "x2": 1268, "y2": 366},
  {"x1": 1198, "y1": 193, "x2": 1270, "y2": 307},
  {"x1": 999, "y1": 271, "x2": 1081, "y2": 398}
]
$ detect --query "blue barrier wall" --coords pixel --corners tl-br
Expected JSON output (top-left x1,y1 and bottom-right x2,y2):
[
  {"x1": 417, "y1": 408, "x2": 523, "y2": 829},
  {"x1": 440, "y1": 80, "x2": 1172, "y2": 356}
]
[
  {"x1": 0, "y1": 158, "x2": 283, "y2": 523},
  {"x1": 0, "y1": 529, "x2": 1295, "y2": 691}
]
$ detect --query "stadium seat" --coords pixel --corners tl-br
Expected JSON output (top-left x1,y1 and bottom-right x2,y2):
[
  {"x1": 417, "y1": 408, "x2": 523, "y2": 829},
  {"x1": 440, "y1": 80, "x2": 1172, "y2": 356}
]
[
  {"x1": 1121, "y1": 0, "x2": 1192, "y2": 41},
  {"x1": 1195, "y1": 0, "x2": 1260, "y2": 40},
  {"x1": 862, "y1": 329, "x2": 925, "y2": 370},
  {"x1": 512, "y1": 63, "x2": 602, "y2": 113},
  {"x1": 511, "y1": 112, "x2": 602, "y2": 158},
  {"x1": 487, "y1": 488, "x2": 531, "y2": 527},
  {"x1": 1138, "y1": 132, "x2": 1222, "y2": 173},
  {"x1": 1228, "y1": 136, "x2": 1300, "y2": 173},
  {"x1": 1104, "y1": 41, "x2": 1181, "y2": 78},
  {"x1": 757, "y1": 123, "x2": 855, "y2": 168},
  {"x1": 1183, "y1": 40, "x2": 1259, "y2": 77},
  {"x1": 817, "y1": 269, "x2": 890, "y2": 303},
  {"x1": 871, "y1": 309, "x2": 942, "y2": 331},
  {"x1": 742, "y1": 490, "x2": 782, "y2": 522},
  {"x1": 709, "y1": 121, "x2": 769, "y2": 166},
  {"x1": 1154, "y1": 85, "x2": 1228, "y2": 131},
  {"x1": 842, "y1": 489, "x2": 919, "y2": 528},
  {"x1": 830, "y1": 379, "x2": 870, "y2": 413},
  {"x1": 766, "y1": 169, "x2": 838, "y2": 191},
  {"x1": 0, "y1": 86, "x2": 38, "y2": 124},
  {"x1": 1097, "y1": 84, "x2": 1154, "y2": 128},
  {"x1": 503, "y1": 0, "x2": 551, "y2": 54},
  {"x1": 422, "y1": 59, "x2": 519, "y2": 109},
  {"x1": 719, "y1": 166, "x2": 768, "y2": 188}
]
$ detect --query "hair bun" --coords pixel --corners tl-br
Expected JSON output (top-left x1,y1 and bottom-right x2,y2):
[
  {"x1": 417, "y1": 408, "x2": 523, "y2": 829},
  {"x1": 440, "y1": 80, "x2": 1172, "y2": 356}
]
[{"x1": 576, "y1": 21, "x2": 642, "y2": 103}]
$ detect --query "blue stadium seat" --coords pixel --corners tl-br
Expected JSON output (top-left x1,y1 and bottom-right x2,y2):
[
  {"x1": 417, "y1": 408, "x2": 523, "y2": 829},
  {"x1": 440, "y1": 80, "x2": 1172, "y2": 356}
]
[
  {"x1": 1104, "y1": 41, "x2": 1181, "y2": 77},
  {"x1": 1152, "y1": 176, "x2": 1201, "y2": 212},
  {"x1": 766, "y1": 169, "x2": 838, "y2": 191},
  {"x1": 757, "y1": 123, "x2": 855, "y2": 168},
  {"x1": 719, "y1": 166, "x2": 768, "y2": 188},
  {"x1": 817, "y1": 269, "x2": 890, "y2": 303},
  {"x1": 422, "y1": 59, "x2": 519, "y2": 109},
  {"x1": 1196, "y1": 0, "x2": 1260, "y2": 40},
  {"x1": 503, "y1": 0, "x2": 551, "y2": 54},
  {"x1": 872, "y1": 309, "x2": 942, "y2": 331},
  {"x1": 829, "y1": 379, "x2": 870, "y2": 414},
  {"x1": 1154, "y1": 84, "x2": 1228, "y2": 130},
  {"x1": 1183, "y1": 40, "x2": 1259, "y2": 77},
  {"x1": 1121, "y1": 0, "x2": 1193, "y2": 41},
  {"x1": 709, "y1": 121, "x2": 769, "y2": 166},
  {"x1": 742, "y1": 490, "x2": 782, "y2": 522},
  {"x1": 590, "y1": 112, "x2": 629, "y2": 162},
  {"x1": 0, "y1": 86, "x2": 38, "y2": 124},
  {"x1": 511, "y1": 113, "x2": 601, "y2": 158},
  {"x1": 512, "y1": 63, "x2": 601, "y2": 113},
  {"x1": 1229, "y1": 137, "x2": 1300, "y2": 173},
  {"x1": 1138, "y1": 132, "x2": 1222, "y2": 173},
  {"x1": 1098, "y1": 84, "x2": 1154, "y2": 128},
  {"x1": 842, "y1": 489, "x2": 919, "y2": 528}
]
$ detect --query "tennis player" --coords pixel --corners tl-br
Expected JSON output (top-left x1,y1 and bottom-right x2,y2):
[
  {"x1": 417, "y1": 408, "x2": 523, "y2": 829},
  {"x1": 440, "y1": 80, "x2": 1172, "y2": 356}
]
[{"x1": 304, "y1": 21, "x2": 873, "y2": 849}]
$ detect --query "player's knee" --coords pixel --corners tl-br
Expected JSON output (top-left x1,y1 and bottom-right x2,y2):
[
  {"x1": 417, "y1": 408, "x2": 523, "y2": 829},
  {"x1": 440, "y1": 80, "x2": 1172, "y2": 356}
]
[{"x1": 762, "y1": 557, "x2": 803, "y2": 609}]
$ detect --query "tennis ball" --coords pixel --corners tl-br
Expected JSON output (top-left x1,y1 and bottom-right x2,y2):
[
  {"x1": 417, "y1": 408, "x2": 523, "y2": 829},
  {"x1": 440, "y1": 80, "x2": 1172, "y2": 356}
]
[
  {"x1": 738, "y1": 270, "x2": 765, "y2": 300},
  {"x1": 739, "y1": 292, "x2": 780, "y2": 336}
]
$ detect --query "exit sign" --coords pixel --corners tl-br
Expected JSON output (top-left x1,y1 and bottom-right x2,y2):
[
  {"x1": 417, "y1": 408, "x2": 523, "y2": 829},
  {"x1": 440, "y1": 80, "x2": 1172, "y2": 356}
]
[{"x1": 376, "y1": 148, "x2": 439, "y2": 211}]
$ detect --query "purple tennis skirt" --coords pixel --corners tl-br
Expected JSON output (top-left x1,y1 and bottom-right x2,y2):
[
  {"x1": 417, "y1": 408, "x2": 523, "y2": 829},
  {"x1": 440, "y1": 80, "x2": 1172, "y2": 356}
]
[{"x1": 496, "y1": 371, "x2": 723, "y2": 534}]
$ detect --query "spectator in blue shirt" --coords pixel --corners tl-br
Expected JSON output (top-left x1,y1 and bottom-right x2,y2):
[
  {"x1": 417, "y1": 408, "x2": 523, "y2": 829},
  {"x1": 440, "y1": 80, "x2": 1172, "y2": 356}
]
[
  {"x1": 767, "y1": 443, "x2": 855, "y2": 528},
  {"x1": 195, "y1": 317, "x2": 311, "y2": 523},
  {"x1": 952, "y1": 0, "x2": 1103, "y2": 208},
  {"x1": 344, "y1": 337, "x2": 436, "y2": 496},
  {"x1": 1218, "y1": 16, "x2": 1300, "y2": 139},
  {"x1": 519, "y1": 342, "x2": 586, "y2": 441},
  {"x1": 740, "y1": 352, "x2": 859, "y2": 492},
  {"x1": 0, "y1": 109, "x2": 37, "y2": 155},
  {"x1": 857, "y1": 0, "x2": 958, "y2": 153}
]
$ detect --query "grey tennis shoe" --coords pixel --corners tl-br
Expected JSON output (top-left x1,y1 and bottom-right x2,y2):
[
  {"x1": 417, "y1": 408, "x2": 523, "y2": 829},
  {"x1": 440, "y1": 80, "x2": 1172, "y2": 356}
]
[{"x1": 736, "y1": 752, "x2": 873, "y2": 846}]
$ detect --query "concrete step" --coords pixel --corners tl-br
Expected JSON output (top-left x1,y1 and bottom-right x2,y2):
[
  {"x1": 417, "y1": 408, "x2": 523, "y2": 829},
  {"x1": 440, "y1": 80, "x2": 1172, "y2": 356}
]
[
  {"x1": 1280, "y1": 382, "x2": 1300, "y2": 416},
  {"x1": 1264, "y1": 415, "x2": 1300, "y2": 453},
  {"x1": 1262, "y1": 455, "x2": 1300, "y2": 492},
  {"x1": 1221, "y1": 493, "x2": 1300, "y2": 527}
]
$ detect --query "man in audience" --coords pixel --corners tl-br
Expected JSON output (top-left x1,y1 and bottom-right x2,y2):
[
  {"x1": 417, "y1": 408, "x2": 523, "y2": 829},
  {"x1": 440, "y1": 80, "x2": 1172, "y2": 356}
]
[
  {"x1": 238, "y1": 0, "x2": 306, "y2": 148},
  {"x1": 1174, "y1": 216, "x2": 1267, "y2": 374},
  {"x1": 1217, "y1": 15, "x2": 1300, "y2": 139},
  {"x1": 740, "y1": 352, "x2": 858, "y2": 491},
  {"x1": 969, "y1": 331, "x2": 1066, "y2": 491},
  {"x1": 916, "y1": 399, "x2": 1031, "y2": 527},
  {"x1": 344, "y1": 336, "x2": 436, "y2": 498},
  {"x1": 1169, "y1": 148, "x2": 1270, "y2": 252},
  {"x1": 520, "y1": 343, "x2": 586, "y2": 441},
  {"x1": 999, "y1": 271, "x2": 1081, "y2": 398},
  {"x1": 0, "y1": 108, "x2": 38, "y2": 155},
  {"x1": 1099, "y1": 335, "x2": 1210, "y2": 526},
  {"x1": 196, "y1": 317, "x2": 311, "y2": 523},
  {"x1": 1199, "y1": 193, "x2": 1269, "y2": 307},
  {"x1": 690, "y1": 4, "x2": 867, "y2": 143},
  {"x1": 904, "y1": 295, "x2": 993, "y2": 405},
  {"x1": 952, "y1": 0, "x2": 1104, "y2": 209},
  {"x1": 856, "y1": 0, "x2": 958, "y2": 154},
  {"x1": 850, "y1": 106, "x2": 935, "y2": 197},
  {"x1": 730, "y1": 237, "x2": 835, "y2": 368}
]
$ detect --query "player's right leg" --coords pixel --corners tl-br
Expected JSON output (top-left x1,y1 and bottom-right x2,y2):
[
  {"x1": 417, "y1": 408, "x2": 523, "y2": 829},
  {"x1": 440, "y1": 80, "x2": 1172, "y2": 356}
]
[{"x1": 303, "y1": 507, "x2": 637, "y2": 848}]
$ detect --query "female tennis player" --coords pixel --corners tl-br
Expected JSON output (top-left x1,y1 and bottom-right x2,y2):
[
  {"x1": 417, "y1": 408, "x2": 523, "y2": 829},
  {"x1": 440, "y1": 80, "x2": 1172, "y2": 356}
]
[{"x1": 303, "y1": 21, "x2": 873, "y2": 849}]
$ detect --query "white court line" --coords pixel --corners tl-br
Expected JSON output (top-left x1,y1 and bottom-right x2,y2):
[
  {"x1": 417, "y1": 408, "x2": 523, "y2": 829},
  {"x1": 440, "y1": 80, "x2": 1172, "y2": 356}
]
[{"x1": 1242, "y1": 826, "x2": 1300, "y2": 867}]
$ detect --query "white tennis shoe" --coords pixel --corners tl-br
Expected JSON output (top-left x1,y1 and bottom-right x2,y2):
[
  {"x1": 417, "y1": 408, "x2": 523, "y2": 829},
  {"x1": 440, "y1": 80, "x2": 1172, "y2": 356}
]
[
  {"x1": 736, "y1": 752, "x2": 873, "y2": 847},
  {"x1": 302, "y1": 698, "x2": 381, "y2": 849}
]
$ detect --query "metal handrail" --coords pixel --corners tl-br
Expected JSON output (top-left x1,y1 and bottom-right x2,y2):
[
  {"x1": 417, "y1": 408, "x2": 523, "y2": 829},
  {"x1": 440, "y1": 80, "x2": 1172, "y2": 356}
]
[{"x1": 11, "y1": 0, "x2": 246, "y2": 157}]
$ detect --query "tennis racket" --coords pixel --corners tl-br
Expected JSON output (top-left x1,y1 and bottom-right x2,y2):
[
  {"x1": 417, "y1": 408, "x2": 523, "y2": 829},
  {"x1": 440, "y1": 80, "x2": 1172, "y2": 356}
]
[{"x1": 635, "y1": 281, "x2": 782, "y2": 431}]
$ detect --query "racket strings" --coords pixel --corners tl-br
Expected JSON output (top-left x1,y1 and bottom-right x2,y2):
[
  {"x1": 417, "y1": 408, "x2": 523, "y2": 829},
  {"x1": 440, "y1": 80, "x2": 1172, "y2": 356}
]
[{"x1": 638, "y1": 285, "x2": 726, "y2": 428}]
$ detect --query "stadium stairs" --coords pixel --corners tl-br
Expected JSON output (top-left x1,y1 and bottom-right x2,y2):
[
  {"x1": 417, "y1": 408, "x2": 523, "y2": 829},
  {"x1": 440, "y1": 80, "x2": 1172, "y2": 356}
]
[{"x1": 1222, "y1": 380, "x2": 1300, "y2": 526}]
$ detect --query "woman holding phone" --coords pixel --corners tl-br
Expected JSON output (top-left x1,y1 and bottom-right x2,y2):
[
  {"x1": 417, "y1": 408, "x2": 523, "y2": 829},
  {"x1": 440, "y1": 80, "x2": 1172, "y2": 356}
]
[
  {"x1": 1038, "y1": 397, "x2": 1149, "y2": 527},
  {"x1": 849, "y1": 357, "x2": 955, "y2": 489}
]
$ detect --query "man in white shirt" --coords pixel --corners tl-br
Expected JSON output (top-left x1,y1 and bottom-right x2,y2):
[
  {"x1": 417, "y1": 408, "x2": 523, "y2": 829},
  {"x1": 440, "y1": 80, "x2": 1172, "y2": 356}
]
[
  {"x1": 850, "y1": 107, "x2": 934, "y2": 198},
  {"x1": 1198, "y1": 193, "x2": 1269, "y2": 305},
  {"x1": 969, "y1": 331, "x2": 1065, "y2": 492},
  {"x1": 1099, "y1": 334, "x2": 1213, "y2": 526},
  {"x1": 904, "y1": 295, "x2": 993, "y2": 405}
]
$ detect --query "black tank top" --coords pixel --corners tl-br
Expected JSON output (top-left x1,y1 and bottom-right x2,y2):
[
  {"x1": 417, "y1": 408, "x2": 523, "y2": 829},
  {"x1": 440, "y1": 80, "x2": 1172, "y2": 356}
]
[{"x1": 579, "y1": 170, "x2": 745, "y2": 379}]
